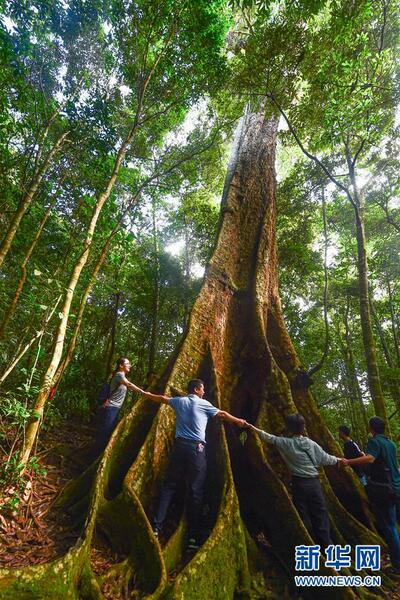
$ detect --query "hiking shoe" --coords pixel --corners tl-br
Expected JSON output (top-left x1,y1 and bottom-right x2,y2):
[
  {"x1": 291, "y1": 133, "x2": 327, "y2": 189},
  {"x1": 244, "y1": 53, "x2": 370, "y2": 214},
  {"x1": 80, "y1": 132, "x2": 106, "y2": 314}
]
[
  {"x1": 152, "y1": 527, "x2": 160, "y2": 539},
  {"x1": 187, "y1": 538, "x2": 200, "y2": 550}
]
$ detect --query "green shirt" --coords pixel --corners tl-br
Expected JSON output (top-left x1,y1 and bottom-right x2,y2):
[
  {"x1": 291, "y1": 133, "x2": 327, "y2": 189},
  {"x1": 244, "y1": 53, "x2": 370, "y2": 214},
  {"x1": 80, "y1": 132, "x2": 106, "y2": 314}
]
[{"x1": 366, "y1": 434, "x2": 400, "y2": 493}]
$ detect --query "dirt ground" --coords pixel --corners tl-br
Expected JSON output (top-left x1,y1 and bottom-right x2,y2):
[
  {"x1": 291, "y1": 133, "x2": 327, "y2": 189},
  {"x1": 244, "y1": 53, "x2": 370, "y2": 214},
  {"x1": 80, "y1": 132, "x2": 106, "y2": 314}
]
[{"x1": 0, "y1": 419, "x2": 93, "y2": 568}]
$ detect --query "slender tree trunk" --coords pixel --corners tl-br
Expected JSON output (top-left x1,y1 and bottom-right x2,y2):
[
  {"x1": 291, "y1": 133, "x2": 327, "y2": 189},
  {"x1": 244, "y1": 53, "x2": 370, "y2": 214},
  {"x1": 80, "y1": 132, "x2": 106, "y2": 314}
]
[
  {"x1": 309, "y1": 186, "x2": 330, "y2": 376},
  {"x1": 183, "y1": 215, "x2": 191, "y2": 328},
  {"x1": 0, "y1": 178, "x2": 65, "y2": 338},
  {"x1": 51, "y1": 193, "x2": 143, "y2": 389},
  {"x1": 369, "y1": 294, "x2": 400, "y2": 413},
  {"x1": 0, "y1": 296, "x2": 62, "y2": 384},
  {"x1": 346, "y1": 160, "x2": 388, "y2": 426},
  {"x1": 148, "y1": 199, "x2": 160, "y2": 374},
  {"x1": 387, "y1": 276, "x2": 400, "y2": 367},
  {"x1": 20, "y1": 126, "x2": 136, "y2": 467},
  {"x1": 0, "y1": 131, "x2": 68, "y2": 269},
  {"x1": 105, "y1": 292, "x2": 121, "y2": 377},
  {"x1": 341, "y1": 300, "x2": 369, "y2": 437}
]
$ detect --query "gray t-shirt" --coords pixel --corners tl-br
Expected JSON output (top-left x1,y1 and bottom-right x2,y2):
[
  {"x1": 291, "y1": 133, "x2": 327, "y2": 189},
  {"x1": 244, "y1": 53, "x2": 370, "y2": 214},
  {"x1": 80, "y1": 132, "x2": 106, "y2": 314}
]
[
  {"x1": 108, "y1": 372, "x2": 127, "y2": 408},
  {"x1": 254, "y1": 427, "x2": 338, "y2": 478}
]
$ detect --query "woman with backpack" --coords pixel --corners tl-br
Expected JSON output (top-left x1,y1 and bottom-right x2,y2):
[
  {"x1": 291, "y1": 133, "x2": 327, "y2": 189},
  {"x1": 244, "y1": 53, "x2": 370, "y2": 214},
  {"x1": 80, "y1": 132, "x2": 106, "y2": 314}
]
[{"x1": 92, "y1": 357, "x2": 168, "y2": 458}]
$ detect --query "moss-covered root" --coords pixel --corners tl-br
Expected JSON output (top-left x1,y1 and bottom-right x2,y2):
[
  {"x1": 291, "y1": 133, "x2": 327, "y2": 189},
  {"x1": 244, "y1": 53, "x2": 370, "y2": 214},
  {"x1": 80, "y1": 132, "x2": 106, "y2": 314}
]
[
  {"x1": 96, "y1": 487, "x2": 166, "y2": 596},
  {"x1": 322, "y1": 473, "x2": 383, "y2": 548},
  {"x1": 0, "y1": 541, "x2": 89, "y2": 600},
  {"x1": 161, "y1": 429, "x2": 250, "y2": 599}
]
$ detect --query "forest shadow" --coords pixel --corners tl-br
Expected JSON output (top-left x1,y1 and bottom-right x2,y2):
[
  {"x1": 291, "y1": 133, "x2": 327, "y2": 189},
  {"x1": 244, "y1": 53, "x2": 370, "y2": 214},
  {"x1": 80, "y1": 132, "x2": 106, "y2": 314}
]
[{"x1": 105, "y1": 400, "x2": 159, "y2": 500}]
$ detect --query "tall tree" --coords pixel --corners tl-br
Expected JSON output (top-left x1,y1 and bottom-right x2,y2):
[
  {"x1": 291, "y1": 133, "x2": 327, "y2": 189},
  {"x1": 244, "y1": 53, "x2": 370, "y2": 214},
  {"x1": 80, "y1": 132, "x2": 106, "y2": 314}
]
[
  {"x1": 1, "y1": 108, "x2": 383, "y2": 599},
  {"x1": 234, "y1": 0, "x2": 400, "y2": 425}
]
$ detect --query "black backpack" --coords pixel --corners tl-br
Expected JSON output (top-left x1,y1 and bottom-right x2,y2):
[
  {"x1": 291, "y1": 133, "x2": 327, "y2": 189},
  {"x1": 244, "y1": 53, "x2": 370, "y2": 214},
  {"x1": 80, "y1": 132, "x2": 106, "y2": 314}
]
[
  {"x1": 98, "y1": 381, "x2": 111, "y2": 405},
  {"x1": 97, "y1": 375, "x2": 118, "y2": 406}
]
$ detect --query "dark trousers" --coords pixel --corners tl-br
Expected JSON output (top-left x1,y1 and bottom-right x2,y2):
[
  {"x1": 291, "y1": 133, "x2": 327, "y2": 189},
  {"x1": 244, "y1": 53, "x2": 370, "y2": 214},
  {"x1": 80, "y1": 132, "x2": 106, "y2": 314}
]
[
  {"x1": 92, "y1": 405, "x2": 120, "y2": 458},
  {"x1": 372, "y1": 500, "x2": 400, "y2": 569},
  {"x1": 292, "y1": 476, "x2": 332, "y2": 549},
  {"x1": 154, "y1": 438, "x2": 207, "y2": 540}
]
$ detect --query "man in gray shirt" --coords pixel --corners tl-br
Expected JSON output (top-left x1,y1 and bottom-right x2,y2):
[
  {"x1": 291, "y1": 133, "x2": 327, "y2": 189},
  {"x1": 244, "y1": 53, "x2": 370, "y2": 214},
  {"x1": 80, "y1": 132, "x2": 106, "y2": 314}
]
[{"x1": 251, "y1": 413, "x2": 343, "y2": 549}]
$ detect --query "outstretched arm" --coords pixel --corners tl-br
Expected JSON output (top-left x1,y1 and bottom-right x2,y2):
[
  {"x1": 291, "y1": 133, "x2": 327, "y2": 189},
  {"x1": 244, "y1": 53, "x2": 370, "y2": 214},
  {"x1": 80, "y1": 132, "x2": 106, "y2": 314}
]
[
  {"x1": 216, "y1": 411, "x2": 248, "y2": 428},
  {"x1": 248, "y1": 424, "x2": 278, "y2": 444},
  {"x1": 123, "y1": 377, "x2": 170, "y2": 404},
  {"x1": 143, "y1": 390, "x2": 170, "y2": 404},
  {"x1": 343, "y1": 454, "x2": 375, "y2": 466}
]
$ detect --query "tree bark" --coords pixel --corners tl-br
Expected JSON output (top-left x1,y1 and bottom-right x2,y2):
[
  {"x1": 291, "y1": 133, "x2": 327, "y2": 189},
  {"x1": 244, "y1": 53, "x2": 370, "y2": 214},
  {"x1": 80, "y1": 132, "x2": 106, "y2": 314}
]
[
  {"x1": 346, "y1": 157, "x2": 388, "y2": 427},
  {"x1": 0, "y1": 130, "x2": 68, "y2": 269}
]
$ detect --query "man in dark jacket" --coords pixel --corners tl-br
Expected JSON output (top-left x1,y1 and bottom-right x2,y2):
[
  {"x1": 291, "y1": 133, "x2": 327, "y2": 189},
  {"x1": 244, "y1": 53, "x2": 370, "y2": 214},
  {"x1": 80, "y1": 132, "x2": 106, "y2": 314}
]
[{"x1": 338, "y1": 425, "x2": 367, "y2": 485}]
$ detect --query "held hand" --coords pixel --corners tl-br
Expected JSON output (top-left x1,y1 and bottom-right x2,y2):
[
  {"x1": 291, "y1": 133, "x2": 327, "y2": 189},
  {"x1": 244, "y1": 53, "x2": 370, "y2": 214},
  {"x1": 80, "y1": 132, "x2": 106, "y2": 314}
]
[
  {"x1": 239, "y1": 419, "x2": 251, "y2": 428},
  {"x1": 243, "y1": 423, "x2": 256, "y2": 431},
  {"x1": 338, "y1": 458, "x2": 349, "y2": 467}
]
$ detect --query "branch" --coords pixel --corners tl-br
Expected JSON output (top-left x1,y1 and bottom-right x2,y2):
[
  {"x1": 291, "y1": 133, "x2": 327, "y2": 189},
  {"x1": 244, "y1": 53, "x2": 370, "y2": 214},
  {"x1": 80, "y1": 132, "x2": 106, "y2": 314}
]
[{"x1": 267, "y1": 91, "x2": 356, "y2": 208}]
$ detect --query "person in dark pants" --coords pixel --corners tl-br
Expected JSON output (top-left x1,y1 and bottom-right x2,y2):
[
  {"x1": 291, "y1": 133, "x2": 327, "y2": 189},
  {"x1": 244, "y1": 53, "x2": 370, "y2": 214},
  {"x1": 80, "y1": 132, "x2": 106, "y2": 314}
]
[
  {"x1": 148, "y1": 378, "x2": 248, "y2": 550},
  {"x1": 92, "y1": 357, "x2": 167, "y2": 458},
  {"x1": 338, "y1": 425, "x2": 367, "y2": 486},
  {"x1": 250, "y1": 414, "x2": 343, "y2": 549},
  {"x1": 343, "y1": 416, "x2": 400, "y2": 574}
]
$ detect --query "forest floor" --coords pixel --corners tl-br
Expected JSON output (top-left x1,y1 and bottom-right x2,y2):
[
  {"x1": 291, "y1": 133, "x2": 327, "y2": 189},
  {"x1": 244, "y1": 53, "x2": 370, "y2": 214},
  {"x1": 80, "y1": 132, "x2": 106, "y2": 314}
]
[
  {"x1": 1, "y1": 420, "x2": 400, "y2": 599},
  {"x1": 0, "y1": 418, "x2": 94, "y2": 569}
]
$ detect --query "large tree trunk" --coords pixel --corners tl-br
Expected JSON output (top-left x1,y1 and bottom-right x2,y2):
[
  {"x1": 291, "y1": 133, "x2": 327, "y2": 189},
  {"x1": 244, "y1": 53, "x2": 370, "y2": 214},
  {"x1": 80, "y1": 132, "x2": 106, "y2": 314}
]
[{"x1": 1, "y1": 110, "x2": 387, "y2": 598}]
